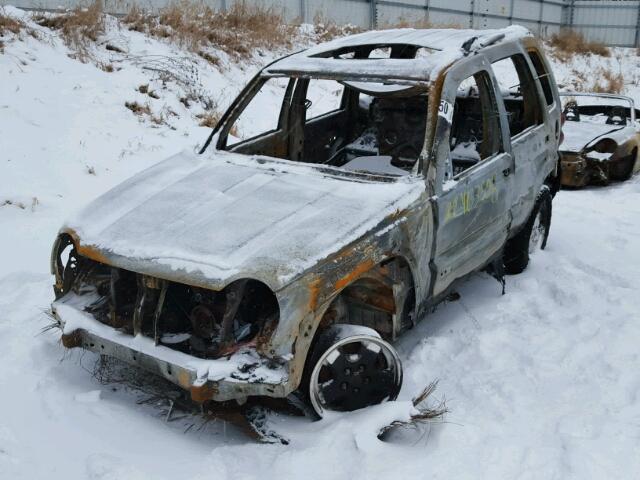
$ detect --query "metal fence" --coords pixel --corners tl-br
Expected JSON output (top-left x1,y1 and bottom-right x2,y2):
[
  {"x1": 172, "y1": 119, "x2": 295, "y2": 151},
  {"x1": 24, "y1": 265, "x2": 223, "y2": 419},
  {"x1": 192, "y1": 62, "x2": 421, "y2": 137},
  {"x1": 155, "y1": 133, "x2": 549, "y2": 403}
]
[
  {"x1": 4, "y1": 0, "x2": 640, "y2": 46},
  {"x1": 565, "y1": 0, "x2": 640, "y2": 46}
]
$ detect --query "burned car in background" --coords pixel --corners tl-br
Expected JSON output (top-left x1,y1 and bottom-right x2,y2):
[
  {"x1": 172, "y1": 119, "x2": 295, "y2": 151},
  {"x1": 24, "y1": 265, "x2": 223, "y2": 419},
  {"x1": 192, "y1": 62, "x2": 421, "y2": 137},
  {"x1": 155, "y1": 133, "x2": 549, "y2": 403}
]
[
  {"x1": 51, "y1": 26, "x2": 561, "y2": 418},
  {"x1": 559, "y1": 92, "x2": 640, "y2": 187}
]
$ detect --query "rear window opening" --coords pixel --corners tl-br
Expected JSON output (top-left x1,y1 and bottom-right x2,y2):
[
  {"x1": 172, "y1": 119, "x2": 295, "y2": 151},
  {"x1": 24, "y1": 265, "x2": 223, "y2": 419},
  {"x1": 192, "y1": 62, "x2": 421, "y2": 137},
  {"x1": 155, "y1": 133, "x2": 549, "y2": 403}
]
[
  {"x1": 491, "y1": 54, "x2": 544, "y2": 137},
  {"x1": 219, "y1": 76, "x2": 429, "y2": 176},
  {"x1": 527, "y1": 50, "x2": 554, "y2": 106}
]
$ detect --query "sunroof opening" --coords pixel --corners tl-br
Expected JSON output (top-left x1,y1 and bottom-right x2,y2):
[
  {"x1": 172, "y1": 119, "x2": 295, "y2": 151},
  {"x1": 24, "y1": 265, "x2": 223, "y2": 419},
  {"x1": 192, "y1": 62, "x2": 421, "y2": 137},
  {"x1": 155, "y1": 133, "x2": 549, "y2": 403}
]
[{"x1": 310, "y1": 43, "x2": 439, "y2": 60}]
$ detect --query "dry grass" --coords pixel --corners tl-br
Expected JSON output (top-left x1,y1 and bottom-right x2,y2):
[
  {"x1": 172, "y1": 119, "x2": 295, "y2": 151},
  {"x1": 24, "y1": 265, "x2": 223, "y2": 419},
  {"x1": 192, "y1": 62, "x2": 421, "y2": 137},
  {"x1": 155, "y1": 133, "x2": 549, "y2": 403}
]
[
  {"x1": 195, "y1": 111, "x2": 238, "y2": 135},
  {"x1": 99, "y1": 62, "x2": 114, "y2": 72},
  {"x1": 197, "y1": 50, "x2": 221, "y2": 67},
  {"x1": 568, "y1": 66, "x2": 624, "y2": 94},
  {"x1": 123, "y1": 1, "x2": 295, "y2": 59},
  {"x1": 33, "y1": 0, "x2": 104, "y2": 61},
  {"x1": 568, "y1": 67, "x2": 588, "y2": 90},
  {"x1": 138, "y1": 84, "x2": 159, "y2": 98},
  {"x1": 0, "y1": 11, "x2": 24, "y2": 36},
  {"x1": 312, "y1": 13, "x2": 361, "y2": 42},
  {"x1": 593, "y1": 68, "x2": 624, "y2": 94},
  {"x1": 1, "y1": 8, "x2": 38, "y2": 52},
  {"x1": 378, "y1": 380, "x2": 448, "y2": 440},
  {"x1": 313, "y1": 23, "x2": 361, "y2": 43},
  {"x1": 125, "y1": 100, "x2": 151, "y2": 116},
  {"x1": 548, "y1": 29, "x2": 610, "y2": 61},
  {"x1": 196, "y1": 111, "x2": 220, "y2": 128},
  {"x1": 126, "y1": 100, "x2": 177, "y2": 127}
]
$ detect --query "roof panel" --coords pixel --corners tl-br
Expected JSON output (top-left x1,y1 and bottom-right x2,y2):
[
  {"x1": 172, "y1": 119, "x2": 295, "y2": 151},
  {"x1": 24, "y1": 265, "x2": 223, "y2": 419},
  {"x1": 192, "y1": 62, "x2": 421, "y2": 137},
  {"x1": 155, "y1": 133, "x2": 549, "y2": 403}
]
[{"x1": 265, "y1": 25, "x2": 531, "y2": 84}]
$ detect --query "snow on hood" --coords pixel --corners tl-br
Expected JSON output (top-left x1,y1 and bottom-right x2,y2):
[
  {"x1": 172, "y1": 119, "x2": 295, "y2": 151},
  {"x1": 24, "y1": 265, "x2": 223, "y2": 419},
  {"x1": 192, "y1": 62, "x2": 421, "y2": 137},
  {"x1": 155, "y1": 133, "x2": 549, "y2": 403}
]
[
  {"x1": 560, "y1": 121, "x2": 629, "y2": 153},
  {"x1": 64, "y1": 150, "x2": 424, "y2": 291}
]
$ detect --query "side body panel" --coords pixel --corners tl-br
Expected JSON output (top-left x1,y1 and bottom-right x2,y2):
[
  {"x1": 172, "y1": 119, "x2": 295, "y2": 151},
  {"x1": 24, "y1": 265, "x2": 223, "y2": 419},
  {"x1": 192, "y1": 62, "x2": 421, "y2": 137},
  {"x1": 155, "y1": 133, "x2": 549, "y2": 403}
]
[
  {"x1": 509, "y1": 124, "x2": 549, "y2": 228},
  {"x1": 484, "y1": 41, "x2": 559, "y2": 233},
  {"x1": 429, "y1": 55, "x2": 514, "y2": 297},
  {"x1": 433, "y1": 154, "x2": 512, "y2": 296},
  {"x1": 427, "y1": 39, "x2": 560, "y2": 298}
]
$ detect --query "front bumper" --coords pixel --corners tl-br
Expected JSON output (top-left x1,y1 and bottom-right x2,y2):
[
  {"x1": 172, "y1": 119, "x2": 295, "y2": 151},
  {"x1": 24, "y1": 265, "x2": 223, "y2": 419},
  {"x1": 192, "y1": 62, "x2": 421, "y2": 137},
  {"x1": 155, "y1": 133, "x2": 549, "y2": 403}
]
[
  {"x1": 560, "y1": 153, "x2": 609, "y2": 187},
  {"x1": 52, "y1": 298, "x2": 290, "y2": 403}
]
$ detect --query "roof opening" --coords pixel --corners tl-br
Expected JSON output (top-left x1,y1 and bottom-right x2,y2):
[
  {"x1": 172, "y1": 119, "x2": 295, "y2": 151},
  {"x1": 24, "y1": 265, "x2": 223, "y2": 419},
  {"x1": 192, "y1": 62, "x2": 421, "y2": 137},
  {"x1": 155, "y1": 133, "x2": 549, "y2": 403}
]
[{"x1": 310, "y1": 43, "x2": 439, "y2": 60}]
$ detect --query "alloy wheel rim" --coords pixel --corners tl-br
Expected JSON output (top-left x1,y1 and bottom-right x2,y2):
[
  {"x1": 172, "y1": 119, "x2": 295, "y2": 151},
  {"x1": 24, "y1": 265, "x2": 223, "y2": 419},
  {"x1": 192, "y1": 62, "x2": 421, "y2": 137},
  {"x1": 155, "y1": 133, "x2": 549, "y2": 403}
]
[{"x1": 309, "y1": 335, "x2": 402, "y2": 417}]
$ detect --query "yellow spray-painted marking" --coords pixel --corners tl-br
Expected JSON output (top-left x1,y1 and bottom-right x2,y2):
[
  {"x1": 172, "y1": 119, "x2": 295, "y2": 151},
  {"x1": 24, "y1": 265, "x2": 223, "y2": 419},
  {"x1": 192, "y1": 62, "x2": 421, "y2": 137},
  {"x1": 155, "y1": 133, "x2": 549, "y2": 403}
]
[{"x1": 444, "y1": 174, "x2": 498, "y2": 224}]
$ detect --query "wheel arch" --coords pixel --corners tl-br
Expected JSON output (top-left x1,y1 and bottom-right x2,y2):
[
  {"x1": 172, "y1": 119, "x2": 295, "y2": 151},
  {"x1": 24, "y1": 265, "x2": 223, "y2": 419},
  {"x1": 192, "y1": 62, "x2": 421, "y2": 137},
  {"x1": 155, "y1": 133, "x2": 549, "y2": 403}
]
[
  {"x1": 627, "y1": 145, "x2": 639, "y2": 179},
  {"x1": 313, "y1": 255, "x2": 416, "y2": 343}
]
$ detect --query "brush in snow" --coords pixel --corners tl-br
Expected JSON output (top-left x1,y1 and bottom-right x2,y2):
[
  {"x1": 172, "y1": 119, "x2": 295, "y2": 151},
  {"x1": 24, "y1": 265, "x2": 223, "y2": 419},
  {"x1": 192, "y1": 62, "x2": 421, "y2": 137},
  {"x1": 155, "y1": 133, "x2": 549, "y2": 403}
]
[{"x1": 378, "y1": 381, "x2": 448, "y2": 440}]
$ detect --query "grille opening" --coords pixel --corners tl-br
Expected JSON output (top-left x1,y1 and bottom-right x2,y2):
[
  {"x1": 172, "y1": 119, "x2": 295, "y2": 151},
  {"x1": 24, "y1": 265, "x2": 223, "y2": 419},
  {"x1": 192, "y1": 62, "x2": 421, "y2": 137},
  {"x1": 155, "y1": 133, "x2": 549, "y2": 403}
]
[{"x1": 58, "y1": 252, "x2": 279, "y2": 359}]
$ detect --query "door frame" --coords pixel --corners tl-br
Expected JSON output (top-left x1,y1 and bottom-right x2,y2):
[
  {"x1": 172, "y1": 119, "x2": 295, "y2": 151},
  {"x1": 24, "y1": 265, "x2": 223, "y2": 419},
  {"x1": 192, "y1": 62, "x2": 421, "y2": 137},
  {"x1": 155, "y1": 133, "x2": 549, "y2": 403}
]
[{"x1": 427, "y1": 57, "x2": 514, "y2": 297}]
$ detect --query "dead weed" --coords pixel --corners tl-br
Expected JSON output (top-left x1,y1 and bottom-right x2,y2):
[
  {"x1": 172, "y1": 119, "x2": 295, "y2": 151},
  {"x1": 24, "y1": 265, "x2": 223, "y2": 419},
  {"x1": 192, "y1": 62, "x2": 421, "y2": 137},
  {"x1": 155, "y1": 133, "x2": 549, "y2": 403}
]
[
  {"x1": 567, "y1": 66, "x2": 624, "y2": 94},
  {"x1": 33, "y1": 0, "x2": 104, "y2": 61},
  {"x1": 0, "y1": 11, "x2": 24, "y2": 36},
  {"x1": 0, "y1": 8, "x2": 38, "y2": 51},
  {"x1": 548, "y1": 30, "x2": 610, "y2": 61},
  {"x1": 312, "y1": 13, "x2": 361, "y2": 42},
  {"x1": 196, "y1": 111, "x2": 220, "y2": 128},
  {"x1": 123, "y1": 1, "x2": 295, "y2": 59},
  {"x1": 125, "y1": 100, "x2": 151, "y2": 116},
  {"x1": 593, "y1": 69, "x2": 624, "y2": 94}
]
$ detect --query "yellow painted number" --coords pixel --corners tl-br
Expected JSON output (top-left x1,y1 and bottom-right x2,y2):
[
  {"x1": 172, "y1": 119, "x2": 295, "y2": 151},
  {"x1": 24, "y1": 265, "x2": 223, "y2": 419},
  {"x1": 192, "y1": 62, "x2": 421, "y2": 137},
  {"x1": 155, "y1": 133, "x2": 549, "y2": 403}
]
[{"x1": 444, "y1": 174, "x2": 498, "y2": 223}]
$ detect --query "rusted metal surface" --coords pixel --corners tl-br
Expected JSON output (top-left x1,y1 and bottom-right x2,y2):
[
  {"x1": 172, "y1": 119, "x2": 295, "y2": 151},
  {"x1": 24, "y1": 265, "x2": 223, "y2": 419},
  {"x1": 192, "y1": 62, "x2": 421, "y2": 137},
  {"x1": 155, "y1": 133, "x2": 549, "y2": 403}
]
[
  {"x1": 61, "y1": 331, "x2": 81, "y2": 348},
  {"x1": 333, "y1": 258, "x2": 376, "y2": 291},
  {"x1": 51, "y1": 27, "x2": 561, "y2": 410},
  {"x1": 190, "y1": 381, "x2": 218, "y2": 404},
  {"x1": 560, "y1": 153, "x2": 592, "y2": 187}
]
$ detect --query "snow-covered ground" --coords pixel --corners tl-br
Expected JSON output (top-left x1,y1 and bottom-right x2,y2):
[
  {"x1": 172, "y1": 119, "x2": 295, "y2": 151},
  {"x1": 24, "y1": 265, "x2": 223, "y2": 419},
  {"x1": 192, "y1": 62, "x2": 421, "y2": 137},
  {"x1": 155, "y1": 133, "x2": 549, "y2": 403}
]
[{"x1": 1, "y1": 7, "x2": 640, "y2": 478}]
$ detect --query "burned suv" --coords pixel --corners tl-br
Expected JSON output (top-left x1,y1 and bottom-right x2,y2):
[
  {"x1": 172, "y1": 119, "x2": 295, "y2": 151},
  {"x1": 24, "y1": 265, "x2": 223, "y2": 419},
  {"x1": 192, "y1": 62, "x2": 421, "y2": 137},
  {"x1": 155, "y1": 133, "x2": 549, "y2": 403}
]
[{"x1": 51, "y1": 27, "x2": 561, "y2": 417}]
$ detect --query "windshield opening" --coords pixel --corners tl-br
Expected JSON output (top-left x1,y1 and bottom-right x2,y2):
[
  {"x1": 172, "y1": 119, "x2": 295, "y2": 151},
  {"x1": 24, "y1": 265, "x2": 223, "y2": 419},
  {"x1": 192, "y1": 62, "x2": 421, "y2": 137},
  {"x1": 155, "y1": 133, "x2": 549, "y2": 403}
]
[{"x1": 216, "y1": 76, "x2": 429, "y2": 177}]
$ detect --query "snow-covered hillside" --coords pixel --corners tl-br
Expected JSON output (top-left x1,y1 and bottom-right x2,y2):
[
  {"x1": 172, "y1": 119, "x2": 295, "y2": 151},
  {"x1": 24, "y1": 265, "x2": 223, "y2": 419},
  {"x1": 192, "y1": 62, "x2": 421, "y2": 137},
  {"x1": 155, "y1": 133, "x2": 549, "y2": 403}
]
[{"x1": 1, "y1": 6, "x2": 640, "y2": 478}]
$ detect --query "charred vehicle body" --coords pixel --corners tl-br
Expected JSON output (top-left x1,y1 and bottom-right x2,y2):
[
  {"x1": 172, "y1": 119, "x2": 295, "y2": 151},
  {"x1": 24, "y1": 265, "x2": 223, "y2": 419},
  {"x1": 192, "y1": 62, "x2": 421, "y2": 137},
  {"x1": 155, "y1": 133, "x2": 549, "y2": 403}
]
[
  {"x1": 51, "y1": 27, "x2": 561, "y2": 417},
  {"x1": 559, "y1": 92, "x2": 640, "y2": 187}
]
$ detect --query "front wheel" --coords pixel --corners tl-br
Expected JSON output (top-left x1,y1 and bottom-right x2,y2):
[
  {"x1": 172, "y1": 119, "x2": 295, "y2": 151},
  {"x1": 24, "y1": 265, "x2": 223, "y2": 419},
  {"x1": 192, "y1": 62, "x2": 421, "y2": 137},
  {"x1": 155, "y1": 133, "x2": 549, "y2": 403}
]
[
  {"x1": 305, "y1": 325, "x2": 403, "y2": 418},
  {"x1": 503, "y1": 187, "x2": 552, "y2": 275}
]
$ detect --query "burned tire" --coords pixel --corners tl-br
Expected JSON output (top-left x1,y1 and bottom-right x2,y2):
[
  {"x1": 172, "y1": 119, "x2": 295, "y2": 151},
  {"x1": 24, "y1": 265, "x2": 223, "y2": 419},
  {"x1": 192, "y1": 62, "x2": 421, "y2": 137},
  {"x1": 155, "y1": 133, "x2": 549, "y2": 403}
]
[
  {"x1": 305, "y1": 324, "x2": 402, "y2": 418},
  {"x1": 613, "y1": 150, "x2": 637, "y2": 182},
  {"x1": 503, "y1": 187, "x2": 552, "y2": 275},
  {"x1": 547, "y1": 155, "x2": 562, "y2": 197}
]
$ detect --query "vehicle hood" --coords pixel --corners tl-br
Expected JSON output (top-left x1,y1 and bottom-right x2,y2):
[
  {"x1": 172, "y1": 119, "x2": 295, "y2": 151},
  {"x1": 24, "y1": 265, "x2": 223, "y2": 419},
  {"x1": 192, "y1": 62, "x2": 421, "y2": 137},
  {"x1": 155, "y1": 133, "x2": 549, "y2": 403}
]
[
  {"x1": 560, "y1": 121, "x2": 630, "y2": 153},
  {"x1": 64, "y1": 150, "x2": 424, "y2": 291}
]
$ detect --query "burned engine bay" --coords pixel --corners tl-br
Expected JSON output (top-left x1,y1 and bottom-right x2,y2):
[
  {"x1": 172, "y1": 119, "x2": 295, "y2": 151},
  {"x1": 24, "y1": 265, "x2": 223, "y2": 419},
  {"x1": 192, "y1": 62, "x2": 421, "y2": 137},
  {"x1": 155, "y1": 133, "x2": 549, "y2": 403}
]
[{"x1": 53, "y1": 234, "x2": 279, "y2": 359}]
